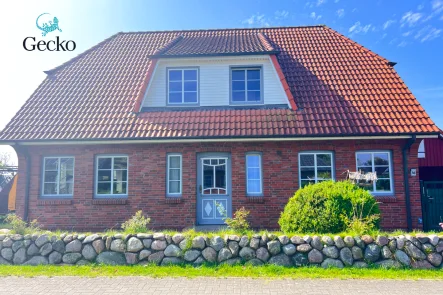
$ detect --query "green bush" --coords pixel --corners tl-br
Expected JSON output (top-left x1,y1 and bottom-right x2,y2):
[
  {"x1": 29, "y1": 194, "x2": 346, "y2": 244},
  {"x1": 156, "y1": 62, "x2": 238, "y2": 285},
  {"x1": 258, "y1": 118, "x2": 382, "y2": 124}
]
[
  {"x1": 5, "y1": 214, "x2": 40, "y2": 235},
  {"x1": 224, "y1": 207, "x2": 250, "y2": 233},
  {"x1": 278, "y1": 181, "x2": 380, "y2": 234},
  {"x1": 121, "y1": 210, "x2": 151, "y2": 233}
]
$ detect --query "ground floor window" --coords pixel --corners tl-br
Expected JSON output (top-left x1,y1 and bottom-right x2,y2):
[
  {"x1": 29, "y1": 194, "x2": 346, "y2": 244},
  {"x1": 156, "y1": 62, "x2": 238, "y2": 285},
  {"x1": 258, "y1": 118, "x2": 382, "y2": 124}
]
[
  {"x1": 246, "y1": 153, "x2": 262, "y2": 195},
  {"x1": 42, "y1": 157, "x2": 74, "y2": 197},
  {"x1": 167, "y1": 154, "x2": 182, "y2": 196},
  {"x1": 299, "y1": 152, "x2": 334, "y2": 188},
  {"x1": 356, "y1": 151, "x2": 393, "y2": 193},
  {"x1": 96, "y1": 155, "x2": 128, "y2": 197}
]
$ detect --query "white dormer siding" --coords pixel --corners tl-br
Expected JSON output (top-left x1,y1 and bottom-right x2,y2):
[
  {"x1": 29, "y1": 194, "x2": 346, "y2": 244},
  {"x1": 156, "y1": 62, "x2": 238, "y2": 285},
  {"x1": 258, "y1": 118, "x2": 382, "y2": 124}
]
[{"x1": 141, "y1": 55, "x2": 289, "y2": 108}]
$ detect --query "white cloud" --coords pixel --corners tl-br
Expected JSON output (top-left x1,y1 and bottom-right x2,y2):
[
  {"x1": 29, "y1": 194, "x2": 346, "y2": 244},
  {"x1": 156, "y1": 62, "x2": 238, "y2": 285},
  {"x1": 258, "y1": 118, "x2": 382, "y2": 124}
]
[
  {"x1": 418, "y1": 4, "x2": 424, "y2": 10},
  {"x1": 335, "y1": 0, "x2": 339, "y2": 2},
  {"x1": 336, "y1": 9, "x2": 345, "y2": 18},
  {"x1": 274, "y1": 10, "x2": 289, "y2": 20},
  {"x1": 402, "y1": 31, "x2": 413, "y2": 37},
  {"x1": 310, "y1": 12, "x2": 322, "y2": 20},
  {"x1": 432, "y1": 0, "x2": 443, "y2": 13},
  {"x1": 400, "y1": 11, "x2": 423, "y2": 27},
  {"x1": 414, "y1": 25, "x2": 442, "y2": 42},
  {"x1": 317, "y1": 0, "x2": 326, "y2": 6},
  {"x1": 352, "y1": 8, "x2": 358, "y2": 13},
  {"x1": 242, "y1": 13, "x2": 270, "y2": 27},
  {"x1": 398, "y1": 41, "x2": 408, "y2": 47},
  {"x1": 381, "y1": 33, "x2": 387, "y2": 39},
  {"x1": 383, "y1": 20, "x2": 395, "y2": 30},
  {"x1": 349, "y1": 22, "x2": 372, "y2": 35}
]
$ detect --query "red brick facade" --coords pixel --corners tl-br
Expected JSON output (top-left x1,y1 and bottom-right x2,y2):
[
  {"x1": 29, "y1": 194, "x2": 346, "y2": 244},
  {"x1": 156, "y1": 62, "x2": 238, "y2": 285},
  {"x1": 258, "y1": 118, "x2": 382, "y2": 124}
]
[{"x1": 14, "y1": 139, "x2": 421, "y2": 231}]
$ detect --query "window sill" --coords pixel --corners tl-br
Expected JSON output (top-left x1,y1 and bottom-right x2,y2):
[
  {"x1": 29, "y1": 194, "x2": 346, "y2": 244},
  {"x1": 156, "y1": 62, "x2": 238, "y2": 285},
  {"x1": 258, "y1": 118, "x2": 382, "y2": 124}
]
[
  {"x1": 373, "y1": 195, "x2": 398, "y2": 203},
  {"x1": 92, "y1": 199, "x2": 128, "y2": 205},
  {"x1": 246, "y1": 196, "x2": 265, "y2": 203},
  {"x1": 37, "y1": 199, "x2": 73, "y2": 206},
  {"x1": 165, "y1": 197, "x2": 183, "y2": 204}
]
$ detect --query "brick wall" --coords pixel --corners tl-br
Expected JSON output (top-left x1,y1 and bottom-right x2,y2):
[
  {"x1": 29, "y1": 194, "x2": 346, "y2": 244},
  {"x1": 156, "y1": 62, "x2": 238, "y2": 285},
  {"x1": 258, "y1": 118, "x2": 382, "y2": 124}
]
[{"x1": 14, "y1": 139, "x2": 421, "y2": 231}]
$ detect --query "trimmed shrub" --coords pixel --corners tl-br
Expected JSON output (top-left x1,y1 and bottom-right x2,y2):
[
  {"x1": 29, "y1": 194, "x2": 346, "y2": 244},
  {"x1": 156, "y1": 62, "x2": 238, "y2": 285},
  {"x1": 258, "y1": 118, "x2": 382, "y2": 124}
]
[
  {"x1": 121, "y1": 210, "x2": 151, "y2": 233},
  {"x1": 278, "y1": 181, "x2": 380, "y2": 234}
]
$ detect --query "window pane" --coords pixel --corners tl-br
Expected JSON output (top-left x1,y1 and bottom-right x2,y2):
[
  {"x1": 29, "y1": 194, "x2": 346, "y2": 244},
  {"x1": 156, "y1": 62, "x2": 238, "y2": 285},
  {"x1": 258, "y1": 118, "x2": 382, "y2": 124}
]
[
  {"x1": 357, "y1": 153, "x2": 372, "y2": 166},
  {"x1": 317, "y1": 167, "x2": 332, "y2": 180},
  {"x1": 376, "y1": 179, "x2": 391, "y2": 192},
  {"x1": 98, "y1": 170, "x2": 111, "y2": 181},
  {"x1": 248, "y1": 168, "x2": 260, "y2": 179},
  {"x1": 98, "y1": 158, "x2": 112, "y2": 169},
  {"x1": 232, "y1": 70, "x2": 245, "y2": 80},
  {"x1": 43, "y1": 183, "x2": 57, "y2": 195},
  {"x1": 247, "y1": 91, "x2": 261, "y2": 102},
  {"x1": 247, "y1": 155, "x2": 260, "y2": 167},
  {"x1": 374, "y1": 153, "x2": 389, "y2": 166},
  {"x1": 375, "y1": 166, "x2": 390, "y2": 178},
  {"x1": 169, "y1": 181, "x2": 180, "y2": 194},
  {"x1": 232, "y1": 91, "x2": 245, "y2": 102},
  {"x1": 300, "y1": 167, "x2": 315, "y2": 179},
  {"x1": 59, "y1": 182, "x2": 73, "y2": 195},
  {"x1": 60, "y1": 169, "x2": 73, "y2": 182},
  {"x1": 60, "y1": 158, "x2": 74, "y2": 170},
  {"x1": 45, "y1": 158, "x2": 58, "y2": 171},
  {"x1": 301, "y1": 180, "x2": 314, "y2": 188},
  {"x1": 184, "y1": 92, "x2": 197, "y2": 103},
  {"x1": 169, "y1": 81, "x2": 182, "y2": 92},
  {"x1": 169, "y1": 70, "x2": 182, "y2": 81},
  {"x1": 215, "y1": 165, "x2": 226, "y2": 189},
  {"x1": 317, "y1": 154, "x2": 331, "y2": 166},
  {"x1": 300, "y1": 154, "x2": 314, "y2": 167},
  {"x1": 44, "y1": 171, "x2": 58, "y2": 182},
  {"x1": 184, "y1": 69, "x2": 197, "y2": 80},
  {"x1": 248, "y1": 180, "x2": 261, "y2": 193},
  {"x1": 247, "y1": 69, "x2": 260, "y2": 80},
  {"x1": 184, "y1": 81, "x2": 197, "y2": 91},
  {"x1": 113, "y1": 170, "x2": 127, "y2": 182},
  {"x1": 169, "y1": 169, "x2": 180, "y2": 181},
  {"x1": 97, "y1": 182, "x2": 111, "y2": 194},
  {"x1": 169, "y1": 92, "x2": 182, "y2": 103},
  {"x1": 203, "y1": 165, "x2": 213, "y2": 189},
  {"x1": 113, "y1": 182, "x2": 127, "y2": 194},
  {"x1": 232, "y1": 81, "x2": 245, "y2": 91},
  {"x1": 169, "y1": 156, "x2": 181, "y2": 168},
  {"x1": 247, "y1": 80, "x2": 260, "y2": 91},
  {"x1": 114, "y1": 157, "x2": 127, "y2": 169}
]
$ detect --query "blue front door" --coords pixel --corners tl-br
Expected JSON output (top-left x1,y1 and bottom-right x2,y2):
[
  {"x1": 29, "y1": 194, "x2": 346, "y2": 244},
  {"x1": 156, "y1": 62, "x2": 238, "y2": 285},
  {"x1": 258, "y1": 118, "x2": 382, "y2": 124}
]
[{"x1": 197, "y1": 153, "x2": 232, "y2": 225}]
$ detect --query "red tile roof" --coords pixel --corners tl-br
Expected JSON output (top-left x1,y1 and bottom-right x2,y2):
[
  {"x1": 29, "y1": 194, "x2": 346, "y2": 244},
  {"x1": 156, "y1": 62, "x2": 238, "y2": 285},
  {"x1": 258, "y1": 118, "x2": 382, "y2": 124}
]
[
  {"x1": 151, "y1": 33, "x2": 277, "y2": 57},
  {"x1": 0, "y1": 26, "x2": 439, "y2": 142}
]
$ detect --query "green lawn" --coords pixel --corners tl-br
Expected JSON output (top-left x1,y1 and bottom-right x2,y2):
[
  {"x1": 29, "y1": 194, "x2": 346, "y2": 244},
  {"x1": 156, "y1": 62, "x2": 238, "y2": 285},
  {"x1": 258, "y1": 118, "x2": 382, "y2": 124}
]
[{"x1": 0, "y1": 265, "x2": 442, "y2": 280}]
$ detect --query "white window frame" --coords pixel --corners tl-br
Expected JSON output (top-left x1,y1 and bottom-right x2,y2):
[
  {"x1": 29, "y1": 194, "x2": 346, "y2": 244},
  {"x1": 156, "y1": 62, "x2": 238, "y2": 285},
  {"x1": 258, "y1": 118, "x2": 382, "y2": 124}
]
[
  {"x1": 167, "y1": 67, "x2": 199, "y2": 105},
  {"x1": 41, "y1": 156, "x2": 75, "y2": 198},
  {"x1": 167, "y1": 154, "x2": 182, "y2": 196},
  {"x1": 298, "y1": 152, "x2": 334, "y2": 187},
  {"x1": 246, "y1": 152, "x2": 263, "y2": 196},
  {"x1": 95, "y1": 155, "x2": 128, "y2": 198},
  {"x1": 230, "y1": 66, "x2": 263, "y2": 104},
  {"x1": 355, "y1": 151, "x2": 394, "y2": 194}
]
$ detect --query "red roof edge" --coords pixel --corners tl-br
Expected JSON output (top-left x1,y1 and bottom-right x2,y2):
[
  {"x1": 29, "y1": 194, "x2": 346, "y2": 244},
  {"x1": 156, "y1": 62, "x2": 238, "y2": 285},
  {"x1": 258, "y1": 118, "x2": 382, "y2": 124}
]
[
  {"x1": 270, "y1": 54, "x2": 297, "y2": 110},
  {"x1": 133, "y1": 58, "x2": 158, "y2": 113}
]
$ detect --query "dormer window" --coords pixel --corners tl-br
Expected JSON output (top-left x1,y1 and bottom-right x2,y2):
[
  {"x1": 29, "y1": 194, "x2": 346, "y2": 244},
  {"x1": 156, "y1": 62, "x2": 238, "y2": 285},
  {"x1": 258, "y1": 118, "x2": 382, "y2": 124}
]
[
  {"x1": 231, "y1": 67, "x2": 262, "y2": 104},
  {"x1": 167, "y1": 68, "x2": 199, "y2": 105}
]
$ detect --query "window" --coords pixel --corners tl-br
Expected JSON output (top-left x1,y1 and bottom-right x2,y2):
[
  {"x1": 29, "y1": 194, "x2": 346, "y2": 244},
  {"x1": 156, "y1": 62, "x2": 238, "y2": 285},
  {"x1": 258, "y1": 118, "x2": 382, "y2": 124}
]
[
  {"x1": 167, "y1": 68, "x2": 198, "y2": 105},
  {"x1": 42, "y1": 157, "x2": 74, "y2": 197},
  {"x1": 231, "y1": 67, "x2": 262, "y2": 103},
  {"x1": 356, "y1": 151, "x2": 393, "y2": 193},
  {"x1": 96, "y1": 155, "x2": 128, "y2": 197},
  {"x1": 167, "y1": 154, "x2": 182, "y2": 196},
  {"x1": 299, "y1": 152, "x2": 334, "y2": 188},
  {"x1": 246, "y1": 153, "x2": 263, "y2": 195}
]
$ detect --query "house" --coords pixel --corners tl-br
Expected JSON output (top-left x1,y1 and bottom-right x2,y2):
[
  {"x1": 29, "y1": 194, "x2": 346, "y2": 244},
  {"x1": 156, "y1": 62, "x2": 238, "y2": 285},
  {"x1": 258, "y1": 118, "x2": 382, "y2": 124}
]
[
  {"x1": 0, "y1": 26, "x2": 440, "y2": 231},
  {"x1": 418, "y1": 133, "x2": 443, "y2": 231}
]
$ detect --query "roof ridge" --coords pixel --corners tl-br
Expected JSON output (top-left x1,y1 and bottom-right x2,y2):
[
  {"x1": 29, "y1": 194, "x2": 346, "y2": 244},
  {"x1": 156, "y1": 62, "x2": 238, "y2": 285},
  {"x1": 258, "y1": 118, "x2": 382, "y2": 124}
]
[
  {"x1": 120, "y1": 25, "x2": 326, "y2": 34},
  {"x1": 44, "y1": 32, "x2": 122, "y2": 75}
]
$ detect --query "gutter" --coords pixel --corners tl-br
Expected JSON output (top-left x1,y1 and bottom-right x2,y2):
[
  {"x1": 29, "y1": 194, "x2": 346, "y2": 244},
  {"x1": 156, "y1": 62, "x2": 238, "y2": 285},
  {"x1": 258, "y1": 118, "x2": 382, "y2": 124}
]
[{"x1": 402, "y1": 135, "x2": 416, "y2": 231}]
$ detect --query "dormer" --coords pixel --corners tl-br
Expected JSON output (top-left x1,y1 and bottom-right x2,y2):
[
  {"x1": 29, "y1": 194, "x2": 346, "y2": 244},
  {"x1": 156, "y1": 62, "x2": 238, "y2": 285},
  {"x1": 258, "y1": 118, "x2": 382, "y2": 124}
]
[{"x1": 139, "y1": 33, "x2": 295, "y2": 110}]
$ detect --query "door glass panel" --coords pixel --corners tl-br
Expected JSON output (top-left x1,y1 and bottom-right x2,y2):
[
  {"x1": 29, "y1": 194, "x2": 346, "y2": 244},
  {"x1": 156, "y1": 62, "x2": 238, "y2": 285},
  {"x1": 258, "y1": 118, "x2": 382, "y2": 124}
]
[{"x1": 202, "y1": 158, "x2": 227, "y2": 195}]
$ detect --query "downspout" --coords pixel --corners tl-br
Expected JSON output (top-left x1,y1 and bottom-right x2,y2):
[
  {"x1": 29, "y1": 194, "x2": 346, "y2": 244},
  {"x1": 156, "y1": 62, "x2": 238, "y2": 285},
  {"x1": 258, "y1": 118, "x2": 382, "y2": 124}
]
[{"x1": 403, "y1": 135, "x2": 416, "y2": 231}]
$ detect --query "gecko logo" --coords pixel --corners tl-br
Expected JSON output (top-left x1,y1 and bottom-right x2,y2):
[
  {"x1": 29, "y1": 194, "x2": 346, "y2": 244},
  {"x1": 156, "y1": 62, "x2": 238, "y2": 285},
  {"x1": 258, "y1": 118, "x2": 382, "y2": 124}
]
[{"x1": 23, "y1": 13, "x2": 76, "y2": 51}]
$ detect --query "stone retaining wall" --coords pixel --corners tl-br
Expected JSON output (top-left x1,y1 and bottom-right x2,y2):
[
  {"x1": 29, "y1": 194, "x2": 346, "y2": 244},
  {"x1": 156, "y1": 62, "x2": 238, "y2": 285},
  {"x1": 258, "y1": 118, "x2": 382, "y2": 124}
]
[{"x1": 1, "y1": 232, "x2": 442, "y2": 269}]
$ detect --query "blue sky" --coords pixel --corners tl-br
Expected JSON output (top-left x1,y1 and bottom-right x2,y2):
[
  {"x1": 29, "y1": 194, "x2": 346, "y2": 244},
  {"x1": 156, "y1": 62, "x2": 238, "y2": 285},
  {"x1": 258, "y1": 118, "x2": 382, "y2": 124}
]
[{"x1": 1, "y1": 0, "x2": 442, "y2": 161}]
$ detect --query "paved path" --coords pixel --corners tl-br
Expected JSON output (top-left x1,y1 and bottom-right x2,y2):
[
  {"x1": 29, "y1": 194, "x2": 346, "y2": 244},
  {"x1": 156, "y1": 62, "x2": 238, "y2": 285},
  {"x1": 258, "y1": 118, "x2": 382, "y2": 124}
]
[{"x1": 1, "y1": 277, "x2": 443, "y2": 294}]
